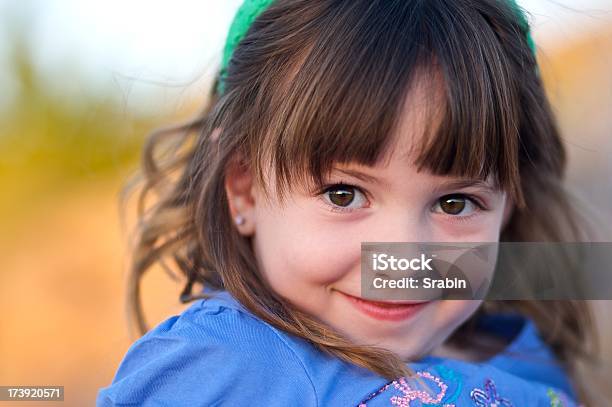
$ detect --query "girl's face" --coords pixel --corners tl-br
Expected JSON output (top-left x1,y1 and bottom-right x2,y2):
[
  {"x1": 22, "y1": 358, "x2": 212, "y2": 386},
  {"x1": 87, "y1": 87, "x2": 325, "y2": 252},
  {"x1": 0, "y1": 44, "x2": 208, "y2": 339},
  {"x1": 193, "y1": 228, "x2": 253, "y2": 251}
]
[{"x1": 225, "y1": 77, "x2": 512, "y2": 360}]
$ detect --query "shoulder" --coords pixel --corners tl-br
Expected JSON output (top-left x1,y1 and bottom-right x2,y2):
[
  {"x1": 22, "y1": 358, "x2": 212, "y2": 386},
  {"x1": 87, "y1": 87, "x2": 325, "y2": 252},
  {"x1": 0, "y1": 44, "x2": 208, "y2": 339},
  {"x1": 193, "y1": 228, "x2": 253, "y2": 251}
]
[
  {"x1": 484, "y1": 314, "x2": 579, "y2": 399},
  {"x1": 394, "y1": 314, "x2": 582, "y2": 407},
  {"x1": 358, "y1": 360, "x2": 581, "y2": 407},
  {"x1": 97, "y1": 292, "x2": 317, "y2": 406}
]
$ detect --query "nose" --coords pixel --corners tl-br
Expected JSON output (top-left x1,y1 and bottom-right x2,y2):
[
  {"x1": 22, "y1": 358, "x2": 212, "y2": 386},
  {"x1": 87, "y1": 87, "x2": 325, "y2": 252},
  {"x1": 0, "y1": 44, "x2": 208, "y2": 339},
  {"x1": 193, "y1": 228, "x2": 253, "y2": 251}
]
[{"x1": 370, "y1": 210, "x2": 431, "y2": 243}]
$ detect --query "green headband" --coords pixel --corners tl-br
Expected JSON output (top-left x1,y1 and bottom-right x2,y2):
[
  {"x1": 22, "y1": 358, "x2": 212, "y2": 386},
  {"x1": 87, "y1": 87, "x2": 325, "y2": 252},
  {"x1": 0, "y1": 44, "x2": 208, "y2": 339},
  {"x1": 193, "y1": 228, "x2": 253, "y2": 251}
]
[
  {"x1": 217, "y1": 0, "x2": 536, "y2": 95},
  {"x1": 218, "y1": 0, "x2": 275, "y2": 95}
]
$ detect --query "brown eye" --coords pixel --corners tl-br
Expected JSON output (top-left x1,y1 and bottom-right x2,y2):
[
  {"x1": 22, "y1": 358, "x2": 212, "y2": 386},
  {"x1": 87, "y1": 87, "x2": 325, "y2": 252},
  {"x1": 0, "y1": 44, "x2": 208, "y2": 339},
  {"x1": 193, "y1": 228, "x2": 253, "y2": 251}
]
[
  {"x1": 439, "y1": 195, "x2": 466, "y2": 215},
  {"x1": 328, "y1": 186, "x2": 355, "y2": 207},
  {"x1": 433, "y1": 193, "x2": 485, "y2": 217},
  {"x1": 322, "y1": 184, "x2": 368, "y2": 211}
]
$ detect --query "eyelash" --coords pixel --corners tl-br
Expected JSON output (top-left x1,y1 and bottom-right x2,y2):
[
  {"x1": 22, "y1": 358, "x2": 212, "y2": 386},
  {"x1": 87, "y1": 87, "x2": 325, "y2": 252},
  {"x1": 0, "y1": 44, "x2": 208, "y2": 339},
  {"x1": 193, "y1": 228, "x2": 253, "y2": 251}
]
[
  {"x1": 434, "y1": 194, "x2": 486, "y2": 224},
  {"x1": 317, "y1": 181, "x2": 369, "y2": 213},
  {"x1": 316, "y1": 182, "x2": 487, "y2": 219}
]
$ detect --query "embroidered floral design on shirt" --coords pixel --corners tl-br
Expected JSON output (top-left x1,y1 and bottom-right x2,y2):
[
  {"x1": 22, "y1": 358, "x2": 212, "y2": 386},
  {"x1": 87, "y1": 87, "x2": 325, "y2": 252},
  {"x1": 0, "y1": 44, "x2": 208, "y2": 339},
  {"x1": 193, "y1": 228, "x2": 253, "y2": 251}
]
[
  {"x1": 547, "y1": 388, "x2": 563, "y2": 407},
  {"x1": 358, "y1": 381, "x2": 392, "y2": 407},
  {"x1": 357, "y1": 370, "x2": 457, "y2": 407},
  {"x1": 389, "y1": 372, "x2": 449, "y2": 406},
  {"x1": 470, "y1": 378, "x2": 513, "y2": 406},
  {"x1": 546, "y1": 388, "x2": 584, "y2": 407},
  {"x1": 433, "y1": 365, "x2": 463, "y2": 404}
]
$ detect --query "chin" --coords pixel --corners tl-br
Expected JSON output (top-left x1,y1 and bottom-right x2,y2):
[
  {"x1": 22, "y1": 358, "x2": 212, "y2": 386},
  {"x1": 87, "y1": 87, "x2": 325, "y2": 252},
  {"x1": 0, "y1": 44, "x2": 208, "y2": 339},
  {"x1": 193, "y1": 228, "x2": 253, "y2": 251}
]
[
  {"x1": 384, "y1": 339, "x2": 432, "y2": 361},
  {"x1": 342, "y1": 328, "x2": 431, "y2": 360}
]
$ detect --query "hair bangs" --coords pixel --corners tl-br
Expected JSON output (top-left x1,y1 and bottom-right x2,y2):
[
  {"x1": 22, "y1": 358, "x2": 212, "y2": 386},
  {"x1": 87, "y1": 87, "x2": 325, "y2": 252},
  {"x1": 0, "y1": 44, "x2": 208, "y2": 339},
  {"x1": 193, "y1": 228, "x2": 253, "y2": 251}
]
[
  {"x1": 248, "y1": 0, "x2": 425, "y2": 203},
  {"x1": 410, "y1": 0, "x2": 526, "y2": 207},
  {"x1": 249, "y1": 0, "x2": 525, "y2": 207}
]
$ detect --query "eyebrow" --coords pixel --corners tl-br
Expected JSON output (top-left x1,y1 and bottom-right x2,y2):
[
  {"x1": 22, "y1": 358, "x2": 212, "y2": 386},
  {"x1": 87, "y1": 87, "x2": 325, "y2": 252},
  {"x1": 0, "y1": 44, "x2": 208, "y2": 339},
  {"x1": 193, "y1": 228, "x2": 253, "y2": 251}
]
[
  {"x1": 333, "y1": 168, "x2": 387, "y2": 185},
  {"x1": 431, "y1": 179, "x2": 500, "y2": 194},
  {"x1": 332, "y1": 168, "x2": 499, "y2": 193}
]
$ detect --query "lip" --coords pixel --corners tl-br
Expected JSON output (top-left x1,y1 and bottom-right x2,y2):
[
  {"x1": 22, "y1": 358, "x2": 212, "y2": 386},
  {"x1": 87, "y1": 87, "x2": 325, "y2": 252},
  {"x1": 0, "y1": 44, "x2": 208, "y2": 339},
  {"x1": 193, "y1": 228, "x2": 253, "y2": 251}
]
[{"x1": 338, "y1": 291, "x2": 430, "y2": 321}]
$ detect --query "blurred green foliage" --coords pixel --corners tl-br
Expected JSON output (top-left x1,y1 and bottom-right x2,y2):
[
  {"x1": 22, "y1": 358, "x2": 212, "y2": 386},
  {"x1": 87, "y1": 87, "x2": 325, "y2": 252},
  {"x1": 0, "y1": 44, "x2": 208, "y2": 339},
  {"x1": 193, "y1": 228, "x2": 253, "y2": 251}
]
[
  {"x1": 0, "y1": 17, "x2": 169, "y2": 221},
  {"x1": 0, "y1": 31, "x2": 153, "y2": 182}
]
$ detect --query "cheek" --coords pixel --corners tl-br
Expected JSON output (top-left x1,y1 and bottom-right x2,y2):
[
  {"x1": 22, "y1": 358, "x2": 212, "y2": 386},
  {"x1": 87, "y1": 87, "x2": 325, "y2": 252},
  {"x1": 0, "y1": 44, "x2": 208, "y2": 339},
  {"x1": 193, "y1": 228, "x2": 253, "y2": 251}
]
[
  {"x1": 433, "y1": 209, "x2": 506, "y2": 241},
  {"x1": 254, "y1": 203, "x2": 360, "y2": 288}
]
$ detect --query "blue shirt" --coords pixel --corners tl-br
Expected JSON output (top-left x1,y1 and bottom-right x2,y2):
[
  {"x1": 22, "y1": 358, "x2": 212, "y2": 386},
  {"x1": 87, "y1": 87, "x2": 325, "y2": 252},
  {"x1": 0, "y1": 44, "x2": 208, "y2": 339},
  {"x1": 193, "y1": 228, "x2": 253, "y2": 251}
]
[{"x1": 97, "y1": 290, "x2": 579, "y2": 406}]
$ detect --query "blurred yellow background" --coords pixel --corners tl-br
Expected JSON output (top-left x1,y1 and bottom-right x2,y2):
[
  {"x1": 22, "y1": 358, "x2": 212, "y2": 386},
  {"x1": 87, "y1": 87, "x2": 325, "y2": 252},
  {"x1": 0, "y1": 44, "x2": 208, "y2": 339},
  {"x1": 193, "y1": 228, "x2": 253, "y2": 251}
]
[{"x1": 0, "y1": 1, "x2": 611, "y2": 405}]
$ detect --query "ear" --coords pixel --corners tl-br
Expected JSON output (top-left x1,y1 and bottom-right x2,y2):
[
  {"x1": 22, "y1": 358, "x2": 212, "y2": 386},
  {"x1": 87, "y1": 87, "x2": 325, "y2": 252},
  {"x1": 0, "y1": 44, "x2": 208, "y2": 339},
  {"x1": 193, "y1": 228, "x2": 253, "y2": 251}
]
[
  {"x1": 224, "y1": 150, "x2": 256, "y2": 237},
  {"x1": 501, "y1": 194, "x2": 514, "y2": 230}
]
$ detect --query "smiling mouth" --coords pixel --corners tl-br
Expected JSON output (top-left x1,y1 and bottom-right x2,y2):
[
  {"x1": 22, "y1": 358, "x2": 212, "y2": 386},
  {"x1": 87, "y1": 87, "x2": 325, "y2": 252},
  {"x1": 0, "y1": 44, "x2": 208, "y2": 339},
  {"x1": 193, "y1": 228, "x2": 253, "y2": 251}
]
[{"x1": 337, "y1": 291, "x2": 430, "y2": 321}]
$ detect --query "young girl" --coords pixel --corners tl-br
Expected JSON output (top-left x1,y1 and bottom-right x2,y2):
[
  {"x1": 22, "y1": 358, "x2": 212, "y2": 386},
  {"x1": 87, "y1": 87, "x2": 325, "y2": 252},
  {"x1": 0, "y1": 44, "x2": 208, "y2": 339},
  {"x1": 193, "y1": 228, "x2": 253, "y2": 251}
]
[{"x1": 98, "y1": 0, "x2": 601, "y2": 405}]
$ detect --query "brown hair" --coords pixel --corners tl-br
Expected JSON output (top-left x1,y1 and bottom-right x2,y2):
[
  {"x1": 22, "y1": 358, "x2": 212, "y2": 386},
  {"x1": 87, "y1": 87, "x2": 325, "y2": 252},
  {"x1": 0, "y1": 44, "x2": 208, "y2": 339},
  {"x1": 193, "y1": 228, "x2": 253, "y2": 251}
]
[{"x1": 121, "y1": 0, "x2": 600, "y2": 403}]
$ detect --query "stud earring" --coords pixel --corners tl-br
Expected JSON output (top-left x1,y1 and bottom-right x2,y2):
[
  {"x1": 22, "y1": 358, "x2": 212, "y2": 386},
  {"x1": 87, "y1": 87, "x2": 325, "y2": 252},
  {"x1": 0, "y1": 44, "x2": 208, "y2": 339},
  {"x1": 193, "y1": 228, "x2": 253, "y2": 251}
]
[{"x1": 234, "y1": 214, "x2": 245, "y2": 225}]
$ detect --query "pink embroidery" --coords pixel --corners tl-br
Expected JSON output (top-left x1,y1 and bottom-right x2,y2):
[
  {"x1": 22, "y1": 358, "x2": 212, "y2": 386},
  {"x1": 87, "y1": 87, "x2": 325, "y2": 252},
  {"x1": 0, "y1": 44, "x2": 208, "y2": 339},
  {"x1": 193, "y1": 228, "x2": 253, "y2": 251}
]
[
  {"x1": 390, "y1": 372, "x2": 448, "y2": 406},
  {"x1": 357, "y1": 371, "x2": 455, "y2": 407}
]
